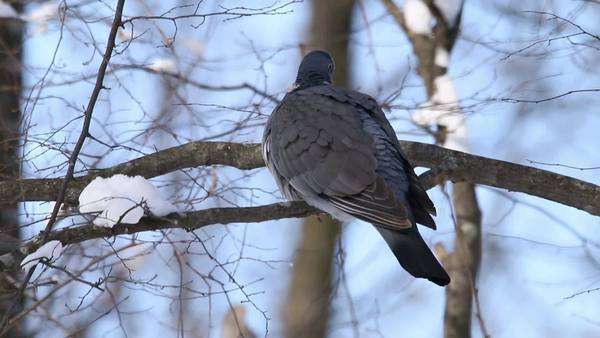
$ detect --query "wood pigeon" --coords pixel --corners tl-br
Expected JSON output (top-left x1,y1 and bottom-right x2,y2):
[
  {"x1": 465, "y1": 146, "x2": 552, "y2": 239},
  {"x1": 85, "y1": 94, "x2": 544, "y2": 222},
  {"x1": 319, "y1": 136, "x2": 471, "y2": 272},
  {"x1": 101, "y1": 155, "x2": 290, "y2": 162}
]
[{"x1": 262, "y1": 50, "x2": 450, "y2": 286}]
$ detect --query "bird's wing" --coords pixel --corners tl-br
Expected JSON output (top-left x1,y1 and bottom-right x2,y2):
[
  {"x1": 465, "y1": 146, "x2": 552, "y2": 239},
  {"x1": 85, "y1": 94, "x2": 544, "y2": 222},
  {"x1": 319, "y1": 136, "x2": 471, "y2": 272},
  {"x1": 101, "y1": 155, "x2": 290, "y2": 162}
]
[
  {"x1": 343, "y1": 88, "x2": 437, "y2": 229},
  {"x1": 262, "y1": 123, "x2": 302, "y2": 201},
  {"x1": 266, "y1": 86, "x2": 411, "y2": 230}
]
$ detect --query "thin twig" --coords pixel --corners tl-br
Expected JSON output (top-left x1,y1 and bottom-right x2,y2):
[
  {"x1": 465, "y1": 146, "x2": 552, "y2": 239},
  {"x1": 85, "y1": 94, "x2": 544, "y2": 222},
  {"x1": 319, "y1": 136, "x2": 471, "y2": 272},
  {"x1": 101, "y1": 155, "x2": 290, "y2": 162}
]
[{"x1": 0, "y1": 0, "x2": 126, "y2": 333}]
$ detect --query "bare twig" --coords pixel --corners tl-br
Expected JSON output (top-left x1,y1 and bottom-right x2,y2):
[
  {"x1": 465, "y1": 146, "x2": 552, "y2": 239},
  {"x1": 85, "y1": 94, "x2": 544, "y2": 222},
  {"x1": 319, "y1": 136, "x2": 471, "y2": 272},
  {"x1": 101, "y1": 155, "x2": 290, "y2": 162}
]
[
  {"x1": 41, "y1": 0, "x2": 126, "y2": 238},
  {"x1": 0, "y1": 1, "x2": 126, "y2": 334}
]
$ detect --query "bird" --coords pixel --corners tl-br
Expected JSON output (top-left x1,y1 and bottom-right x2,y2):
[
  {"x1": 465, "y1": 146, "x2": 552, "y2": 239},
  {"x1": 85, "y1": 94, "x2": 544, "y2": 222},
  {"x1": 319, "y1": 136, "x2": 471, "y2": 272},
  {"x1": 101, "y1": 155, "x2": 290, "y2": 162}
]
[{"x1": 262, "y1": 50, "x2": 450, "y2": 286}]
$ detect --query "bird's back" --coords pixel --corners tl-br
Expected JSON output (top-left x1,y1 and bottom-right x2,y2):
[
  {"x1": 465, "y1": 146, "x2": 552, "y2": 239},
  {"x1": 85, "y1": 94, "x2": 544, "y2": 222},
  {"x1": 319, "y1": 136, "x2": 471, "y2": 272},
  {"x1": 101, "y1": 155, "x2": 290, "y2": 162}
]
[
  {"x1": 263, "y1": 83, "x2": 448, "y2": 285},
  {"x1": 267, "y1": 84, "x2": 435, "y2": 227}
]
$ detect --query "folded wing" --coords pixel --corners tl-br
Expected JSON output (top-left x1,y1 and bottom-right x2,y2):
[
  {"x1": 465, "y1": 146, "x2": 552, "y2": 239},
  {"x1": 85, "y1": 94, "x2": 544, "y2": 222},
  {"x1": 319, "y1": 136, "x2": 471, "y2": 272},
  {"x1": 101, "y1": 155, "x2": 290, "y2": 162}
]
[{"x1": 265, "y1": 89, "x2": 412, "y2": 230}]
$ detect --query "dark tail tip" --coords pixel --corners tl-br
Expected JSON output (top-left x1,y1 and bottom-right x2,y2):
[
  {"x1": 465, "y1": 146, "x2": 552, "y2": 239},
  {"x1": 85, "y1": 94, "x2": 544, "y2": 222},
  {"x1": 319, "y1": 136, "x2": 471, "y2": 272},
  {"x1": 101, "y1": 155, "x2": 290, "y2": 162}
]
[
  {"x1": 377, "y1": 227, "x2": 450, "y2": 286},
  {"x1": 427, "y1": 273, "x2": 451, "y2": 287}
]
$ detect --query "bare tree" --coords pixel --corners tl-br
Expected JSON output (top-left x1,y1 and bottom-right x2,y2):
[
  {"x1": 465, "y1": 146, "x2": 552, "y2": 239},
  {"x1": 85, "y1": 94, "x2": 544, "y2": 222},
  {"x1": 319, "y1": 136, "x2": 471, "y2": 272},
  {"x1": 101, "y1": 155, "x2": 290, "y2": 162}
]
[{"x1": 381, "y1": 1, "x2": 483, "y2": 336}]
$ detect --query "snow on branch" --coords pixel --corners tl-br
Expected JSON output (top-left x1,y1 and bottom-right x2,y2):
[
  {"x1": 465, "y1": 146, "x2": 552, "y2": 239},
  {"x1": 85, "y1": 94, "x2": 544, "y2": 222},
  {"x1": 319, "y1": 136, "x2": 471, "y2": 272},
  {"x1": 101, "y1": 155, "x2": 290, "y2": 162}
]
[
  {"x1": 435, "y1": 47, "x2": 449, "y2": 67},
  {"x1": 403, "y1": 0, "x2": 432, "y2": 35},
  {"x1": 0, "y1": 141, "x2": 598, "y2": 216},
  {"x1": 22, "y1": 1, "x2": 60, "y2": 35},
  {"x1": 79, "y1": 175, "x2": 177, "y2": 227},
  {"x1": 20, "y1": 240, "x2": 63, "y2": 272},
  {"x1": 412, "y1": 75, "x2": 468, "y2": 151}
]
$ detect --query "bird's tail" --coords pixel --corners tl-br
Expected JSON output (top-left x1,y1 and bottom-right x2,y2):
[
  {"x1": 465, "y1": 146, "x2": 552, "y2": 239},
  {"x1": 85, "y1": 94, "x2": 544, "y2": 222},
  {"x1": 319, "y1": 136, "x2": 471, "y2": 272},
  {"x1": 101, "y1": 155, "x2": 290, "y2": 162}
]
[{"x1": 376, "y1": 227, "x2": 450, "y2": 286}]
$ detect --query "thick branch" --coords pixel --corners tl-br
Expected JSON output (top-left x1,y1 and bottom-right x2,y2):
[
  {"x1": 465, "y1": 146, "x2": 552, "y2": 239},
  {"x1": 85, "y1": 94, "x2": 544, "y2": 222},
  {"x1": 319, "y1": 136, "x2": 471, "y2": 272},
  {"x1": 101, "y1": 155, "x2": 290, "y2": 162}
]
[
  {"x1": 0, "y1": 141, "x2": 597, "y2": 272},
  {"x1": 0, "y1": 142, "x2": 263, "y2": 204},
  {"x1": 402, "y1": 142, "x2": 599, "y2": 216},
  {"x1": 18, "y1": 202, "x2": 318, "y2": 258},
  {"x1": 0, "y1": 141, "x2": 597, "y2": 216}
]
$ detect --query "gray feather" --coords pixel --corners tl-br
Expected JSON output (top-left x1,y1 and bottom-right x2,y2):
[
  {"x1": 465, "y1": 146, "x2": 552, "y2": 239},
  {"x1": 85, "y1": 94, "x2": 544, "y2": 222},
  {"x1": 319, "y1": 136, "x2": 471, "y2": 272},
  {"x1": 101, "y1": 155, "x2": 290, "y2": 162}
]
[
  {"x1": 263, "y1": 85, "x2": 419, "y2": 230},
  {"x1": 262, "y1": 50, "x2": 448, "y2": 285}
]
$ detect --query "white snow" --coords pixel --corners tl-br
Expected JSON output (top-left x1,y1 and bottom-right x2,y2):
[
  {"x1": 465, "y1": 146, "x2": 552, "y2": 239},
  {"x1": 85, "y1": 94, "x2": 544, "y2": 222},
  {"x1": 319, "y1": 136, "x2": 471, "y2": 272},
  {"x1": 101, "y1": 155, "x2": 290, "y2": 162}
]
[
  {"x1": 148, "y1": 58, "x2": 178, "y2": 73},
  {"x1": 403, "y1": 0, "x2": 432, "y2": 35},
  {"x1": 441, "y1": 117, "x2": 468, "y2": 152},
  {"x1": 0, "y1": 1, "x2": 18, "y2": 18},
  {"x1": 434, "y1": 0, "x2": 462, "y2": 26},
  {"x1": 435, "y1": 47, "x2": 449, "y2": 67},
  {"x1": 432, "y1": 74, "x2": 458, "y2": 104},
  {"x1": 21, "y1": 240, "x2": 63, "y2": 271},
  {"x1": 79, "y1": 174, "x2": 177, "y2": 227},
  {"x1": 412, "y1": 75, "x2": 469, "y2": 152}
]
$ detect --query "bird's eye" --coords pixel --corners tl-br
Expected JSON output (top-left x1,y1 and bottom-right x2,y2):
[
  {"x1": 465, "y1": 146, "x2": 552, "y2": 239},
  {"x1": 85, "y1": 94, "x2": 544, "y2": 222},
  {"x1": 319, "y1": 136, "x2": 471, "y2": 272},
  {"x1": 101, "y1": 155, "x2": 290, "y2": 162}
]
[{"x1": 328, "y1": 63, "x2": 333, "y2": 72}]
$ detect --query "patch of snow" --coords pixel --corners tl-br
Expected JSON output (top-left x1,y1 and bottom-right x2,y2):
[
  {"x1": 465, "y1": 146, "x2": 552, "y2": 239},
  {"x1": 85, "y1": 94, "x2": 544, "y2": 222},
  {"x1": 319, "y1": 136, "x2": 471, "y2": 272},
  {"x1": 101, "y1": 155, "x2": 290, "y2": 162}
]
[
  {"x1": 79, "y1": 174, "x2": 177, "y2": 227},
  {"x1": 441, "y1": 116, "x2": 468, "y2": 152},
  {"x1": 148, "y1": 58, "x2": 178, "y2": 73},
  {"x1": 435, "y1": 47, "x2": 449, "y2": 67},
  {"x1": 96, "y1": 197, "x2": 145, "y2": 227},
  {"x1": 412, "y1": 75, "x2": 469, "y2": 152},
  {"x1": 412, "y1": 100, "x2": 436, "y2": 126},
  {"x1": 0, "y1": 1, "x2": 18, "y2": 18},
  {"x1": 403, "y1": 0, "x2": 432, "y2": 35},
  {"x1": 434, "y1": 0, "x2": 462, "y2": 26},
  {"x1": 433, "y1": 74, "x2": 458, "y2": 104},
  {"x1": 21, "y1": 240, "x2": 63, "y2": 271}
]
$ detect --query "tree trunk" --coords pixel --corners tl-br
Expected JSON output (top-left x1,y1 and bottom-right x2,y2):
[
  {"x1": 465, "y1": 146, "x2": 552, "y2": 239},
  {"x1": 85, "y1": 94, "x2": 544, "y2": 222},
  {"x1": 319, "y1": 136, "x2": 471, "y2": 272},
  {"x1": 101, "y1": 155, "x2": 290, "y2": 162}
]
[
  {"x1": 443, "y1": 182, "x2": 481, "y2": 338},
  {"x1": 283, "y1": 215, "x2": 339, "y2": 338},
  {"x1": 0, "y1": 2, "x2": 26, "y2": 337},
  {"x1": 282, "y1": 1, "x2": 354, "y2": 338},
  {"x1": 380, "y1": 1, "x2": 483, "y2": 337}
]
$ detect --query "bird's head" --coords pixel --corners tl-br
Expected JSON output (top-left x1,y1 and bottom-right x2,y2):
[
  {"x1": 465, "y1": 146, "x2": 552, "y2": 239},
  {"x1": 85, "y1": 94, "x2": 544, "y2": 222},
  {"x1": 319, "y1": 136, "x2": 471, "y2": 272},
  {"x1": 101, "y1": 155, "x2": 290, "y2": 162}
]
[{"x1": 294, "y1": 50, "x2": 335, "y2": 89}]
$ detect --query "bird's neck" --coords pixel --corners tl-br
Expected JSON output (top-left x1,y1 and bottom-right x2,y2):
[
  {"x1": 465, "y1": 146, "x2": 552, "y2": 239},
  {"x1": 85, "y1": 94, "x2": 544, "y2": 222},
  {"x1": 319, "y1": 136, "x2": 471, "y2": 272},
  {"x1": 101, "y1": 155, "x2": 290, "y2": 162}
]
[{"x1": 295, "y1": 72, "x2": 331, "y2": 89}]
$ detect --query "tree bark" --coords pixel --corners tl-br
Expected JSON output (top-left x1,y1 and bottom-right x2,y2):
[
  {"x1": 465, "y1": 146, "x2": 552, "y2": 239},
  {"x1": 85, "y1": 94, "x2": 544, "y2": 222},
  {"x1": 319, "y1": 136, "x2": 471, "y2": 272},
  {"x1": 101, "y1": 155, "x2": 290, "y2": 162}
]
[
  {"x1": 283, "y1": 1, "x2": 354, "y2": 337},
  {"x1": 0, "y1": 1, "x2": 26, "y2": 336},
  {"x1": 283, "y1": 215, "x2": 339, "y2": 338},
  {"x1": 0, "y1": 140, "x2": 597, "y2": 215},
  {"x1": 381, "y1": 1, "x2": 483, "y2": 337},
  {"x1": 442, "y1": 183, "x2": 481, "y2": 338}
]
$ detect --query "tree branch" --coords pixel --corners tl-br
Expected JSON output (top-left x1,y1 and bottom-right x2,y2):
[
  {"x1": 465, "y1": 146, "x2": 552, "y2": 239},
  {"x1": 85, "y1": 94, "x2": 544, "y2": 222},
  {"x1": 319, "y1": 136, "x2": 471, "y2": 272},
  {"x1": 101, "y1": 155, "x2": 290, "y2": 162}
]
[
  {"x1": 1, "y1": 141, "x2": 597, "y2": 216},
  {"x1": 1, "y1": 140, "x2": 597, "y2": 272},
  {"x1": 0, "y1": 142, "x2": 263, "y2": 204},
  {"x1": 0, "y1": 202, "x2": 317, "y2": 268},
  {"x1": 0, "y1": 1, "x2": 126, "y2": 334},
  {"x1": 401, "y1": 142, "x2": 600, "y2": 216},
  {"x1": 381, "y1": 2, "x2": 482, "y2": 337},
  {"x1": 41, "y1": 0, "x2": 126, "y2": 237}
]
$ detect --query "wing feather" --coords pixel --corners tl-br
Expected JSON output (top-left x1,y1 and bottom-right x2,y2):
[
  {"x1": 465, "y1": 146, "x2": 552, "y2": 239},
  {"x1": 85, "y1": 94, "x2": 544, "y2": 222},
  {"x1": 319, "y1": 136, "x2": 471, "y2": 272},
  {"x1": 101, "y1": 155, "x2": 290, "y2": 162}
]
[{"x1": 264, "y1": 88, "x2": 412, "y2": 230}]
